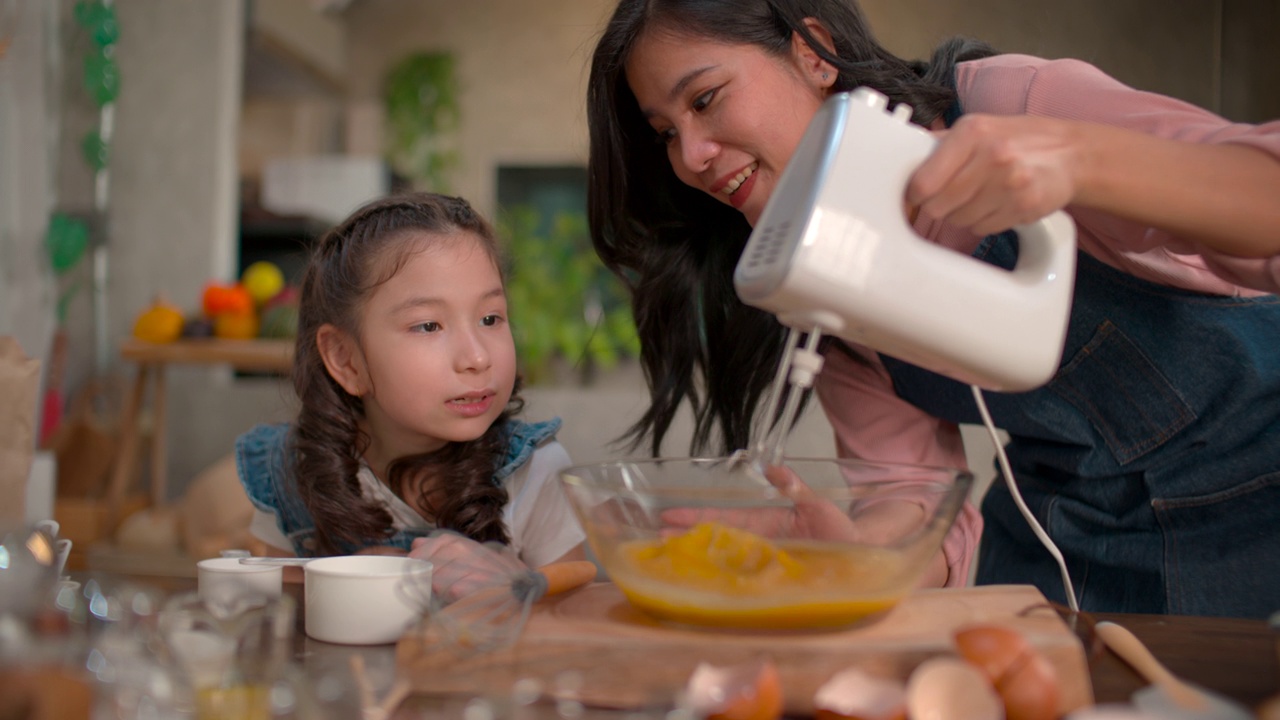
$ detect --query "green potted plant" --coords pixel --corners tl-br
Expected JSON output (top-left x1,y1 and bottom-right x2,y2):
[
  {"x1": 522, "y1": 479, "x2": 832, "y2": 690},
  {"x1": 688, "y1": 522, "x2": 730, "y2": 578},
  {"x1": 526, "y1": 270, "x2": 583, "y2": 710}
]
[
  {"x1": 382, "y1": 52, "x2": 458, "y2": 190},
  {"x1": 500, "y1": 206, "x2": 639, "y2": 385}
]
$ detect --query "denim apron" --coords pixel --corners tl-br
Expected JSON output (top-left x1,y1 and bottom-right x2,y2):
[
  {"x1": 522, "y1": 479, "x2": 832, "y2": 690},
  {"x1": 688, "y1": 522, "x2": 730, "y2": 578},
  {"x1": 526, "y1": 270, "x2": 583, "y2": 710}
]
[
  {"x1": 234, "y1": 418, "x2": 562, "y2": 557},
  {"x1": 879, "y1": 231, "x2": 1280, "y2": 618}
]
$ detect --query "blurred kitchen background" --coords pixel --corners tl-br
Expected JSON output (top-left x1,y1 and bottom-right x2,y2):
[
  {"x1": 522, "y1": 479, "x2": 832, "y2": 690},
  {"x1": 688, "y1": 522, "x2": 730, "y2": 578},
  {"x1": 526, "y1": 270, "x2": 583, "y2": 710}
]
[{"x1": 1, "y1": 0, "x2": 1277, "y2": 567}]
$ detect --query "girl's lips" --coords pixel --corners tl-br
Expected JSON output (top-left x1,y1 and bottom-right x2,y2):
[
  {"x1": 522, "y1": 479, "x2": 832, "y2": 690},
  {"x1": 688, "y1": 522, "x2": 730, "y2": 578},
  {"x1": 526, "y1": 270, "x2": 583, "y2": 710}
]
[{"x1": 446, "y1": 392, "x2": 494, "y2": 418}]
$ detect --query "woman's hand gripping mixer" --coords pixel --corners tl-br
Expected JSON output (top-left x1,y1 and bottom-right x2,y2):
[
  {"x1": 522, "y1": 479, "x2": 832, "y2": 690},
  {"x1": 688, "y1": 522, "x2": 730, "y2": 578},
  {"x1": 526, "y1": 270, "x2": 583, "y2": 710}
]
[{"x1": 732, "y1": 88, "x2": 1081, "y2": 609}]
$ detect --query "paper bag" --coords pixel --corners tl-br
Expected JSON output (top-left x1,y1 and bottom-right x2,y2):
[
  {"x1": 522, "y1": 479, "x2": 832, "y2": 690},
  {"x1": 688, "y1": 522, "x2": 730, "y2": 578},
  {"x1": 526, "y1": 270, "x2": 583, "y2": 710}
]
[{"x1": 0, "y1": 336, "x2": 41, "y2": 526}]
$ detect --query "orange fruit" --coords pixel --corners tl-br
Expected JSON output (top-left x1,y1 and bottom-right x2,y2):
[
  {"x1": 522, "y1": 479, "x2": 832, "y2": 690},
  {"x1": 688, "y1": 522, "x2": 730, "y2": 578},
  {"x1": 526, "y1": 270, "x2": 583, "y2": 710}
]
[
  {"x1": 202, "y1": 282, "x2": 254, "y2": 317},
  {"x1": 213, "y1": 311, "x2": 260, "y2": 340},
  {"x1": 132, "y1": 301, "x2": 185, "y2": 343}
]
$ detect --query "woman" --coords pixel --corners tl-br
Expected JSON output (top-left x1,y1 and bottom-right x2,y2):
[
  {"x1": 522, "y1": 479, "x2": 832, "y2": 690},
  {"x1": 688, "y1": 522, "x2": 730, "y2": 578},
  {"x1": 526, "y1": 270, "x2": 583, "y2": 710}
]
[{"x1": 586, "y1": 0, "x2": 1280, "y2": 617}]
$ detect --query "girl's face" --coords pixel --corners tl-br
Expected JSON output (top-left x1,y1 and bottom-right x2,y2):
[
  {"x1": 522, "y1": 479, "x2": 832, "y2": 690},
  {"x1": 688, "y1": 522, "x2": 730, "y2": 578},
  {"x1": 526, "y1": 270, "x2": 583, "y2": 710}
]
[
  {"x1": 353, "y1": 233, "x2": 516, "y2": 459},
  {"x1": 625, "y1": 28, "x2": 831, "y2": 226}
]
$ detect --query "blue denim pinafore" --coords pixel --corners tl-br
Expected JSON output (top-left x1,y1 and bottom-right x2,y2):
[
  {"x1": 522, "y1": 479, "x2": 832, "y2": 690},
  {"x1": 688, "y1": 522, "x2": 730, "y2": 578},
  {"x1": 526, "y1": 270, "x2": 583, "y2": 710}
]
[{"x1": 235, "y1": 418, "x2": 561, "y2": 557}]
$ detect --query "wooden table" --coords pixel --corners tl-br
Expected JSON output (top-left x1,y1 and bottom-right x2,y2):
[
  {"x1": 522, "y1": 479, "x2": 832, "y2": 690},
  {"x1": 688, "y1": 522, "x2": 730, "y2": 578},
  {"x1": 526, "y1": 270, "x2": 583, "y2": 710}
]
[
  {"x1": 388, "y1": 583, "x2": 1280, "y2": 718},
  {"x1": 105, "y1": 338, "x2": 293, "y2": 525},
  {"x1": 73, "y1": 573, "x2": 1280, "y2": 719},
  {"x1": 390, "y1": 605, "x2": 1278, "y2": 718}
]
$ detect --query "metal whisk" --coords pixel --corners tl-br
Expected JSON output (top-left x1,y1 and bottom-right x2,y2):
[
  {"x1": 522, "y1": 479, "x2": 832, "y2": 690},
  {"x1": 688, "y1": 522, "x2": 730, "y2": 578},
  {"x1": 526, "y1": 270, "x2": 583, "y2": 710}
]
[
  {"x1": 719, "y1": 325, "x2": 826, "y2": 482},
  {"x1": 405, "y1": 531, "x2": 597, "y2": 654}
]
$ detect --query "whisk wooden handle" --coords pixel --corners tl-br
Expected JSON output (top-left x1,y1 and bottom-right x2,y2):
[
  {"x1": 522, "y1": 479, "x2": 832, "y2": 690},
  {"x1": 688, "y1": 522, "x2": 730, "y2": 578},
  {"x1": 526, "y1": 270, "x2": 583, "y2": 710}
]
[{"x1": 539, "y1": 560, "x2": 598, "y2": 596}]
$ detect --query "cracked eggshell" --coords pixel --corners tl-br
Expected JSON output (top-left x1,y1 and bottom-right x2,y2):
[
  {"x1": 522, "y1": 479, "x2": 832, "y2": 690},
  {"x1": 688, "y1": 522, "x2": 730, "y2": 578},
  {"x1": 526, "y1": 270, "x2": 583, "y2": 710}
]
[
  {"x1": 813, "y1": 668, "x2": 907, "y2": 720},
  {"x1": 686, "y1": 660, "x2": 783, "y2": 720}
]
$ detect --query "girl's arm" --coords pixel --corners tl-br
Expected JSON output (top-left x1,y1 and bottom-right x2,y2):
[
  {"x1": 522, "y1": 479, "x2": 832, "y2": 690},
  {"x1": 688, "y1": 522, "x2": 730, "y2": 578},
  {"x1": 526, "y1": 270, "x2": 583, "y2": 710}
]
[{"x1": 505, "y1": 440, "x2": 589, "y2": 569}]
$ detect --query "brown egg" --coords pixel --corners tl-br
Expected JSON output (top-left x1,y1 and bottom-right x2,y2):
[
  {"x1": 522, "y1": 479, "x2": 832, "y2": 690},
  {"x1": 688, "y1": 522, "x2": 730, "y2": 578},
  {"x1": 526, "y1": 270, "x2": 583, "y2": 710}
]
[
  {"x1": 1257, "y1": 693, "x2": 1280, "y2": 720},
  {"x1": 954, "y1": 624, "x2": 1061, "y2": 720},
  {"x1": 813, "y1": 668, "x2": 907, "y2": 720}
]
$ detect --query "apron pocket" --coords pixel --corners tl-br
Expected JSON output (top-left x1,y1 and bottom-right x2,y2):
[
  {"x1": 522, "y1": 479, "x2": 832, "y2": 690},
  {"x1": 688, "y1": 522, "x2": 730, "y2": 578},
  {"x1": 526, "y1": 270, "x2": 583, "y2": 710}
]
[
  {"x1": 1152, "y1": 471, "x2": 1280, "y2": 617},
  {"x1": 1049, "y1": 321, "x2": 1195, "y2": 465}
]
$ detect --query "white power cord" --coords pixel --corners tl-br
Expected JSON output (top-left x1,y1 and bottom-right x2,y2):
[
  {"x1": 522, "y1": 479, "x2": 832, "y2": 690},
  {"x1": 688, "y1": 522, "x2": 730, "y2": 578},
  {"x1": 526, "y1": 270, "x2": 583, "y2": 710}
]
[{"x1": 970, "y1": 384, "x2": 1079, "y2": 612}]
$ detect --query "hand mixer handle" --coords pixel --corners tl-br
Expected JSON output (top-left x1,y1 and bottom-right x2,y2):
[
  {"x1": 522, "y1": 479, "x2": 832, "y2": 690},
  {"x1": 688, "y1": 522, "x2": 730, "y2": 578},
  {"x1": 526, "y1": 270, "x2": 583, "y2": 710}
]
[{"x1": 1009, "y1": 210, "x2": 1078, "y2": 287}]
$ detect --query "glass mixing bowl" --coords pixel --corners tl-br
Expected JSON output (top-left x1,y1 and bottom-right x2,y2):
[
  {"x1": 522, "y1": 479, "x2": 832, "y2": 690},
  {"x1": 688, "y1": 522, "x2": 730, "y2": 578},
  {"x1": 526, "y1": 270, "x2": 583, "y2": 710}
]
[{"x1": 559, "y1": 457, "x2": 973, "y2": 631}]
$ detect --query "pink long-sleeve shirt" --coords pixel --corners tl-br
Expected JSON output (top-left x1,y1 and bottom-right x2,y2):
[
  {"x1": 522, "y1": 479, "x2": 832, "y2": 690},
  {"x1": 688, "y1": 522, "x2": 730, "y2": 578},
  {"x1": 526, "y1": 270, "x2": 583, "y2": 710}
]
[{"x1": 817, "y1": 54, "x2": 1280, "y2": 587}]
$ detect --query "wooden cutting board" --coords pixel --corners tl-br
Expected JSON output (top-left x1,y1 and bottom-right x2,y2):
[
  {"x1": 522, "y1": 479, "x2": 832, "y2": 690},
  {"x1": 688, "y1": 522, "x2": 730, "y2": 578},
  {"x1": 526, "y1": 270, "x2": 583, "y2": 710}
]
[{"x1": 397, "y1": 583, "x2": 1093, "y2": 716}]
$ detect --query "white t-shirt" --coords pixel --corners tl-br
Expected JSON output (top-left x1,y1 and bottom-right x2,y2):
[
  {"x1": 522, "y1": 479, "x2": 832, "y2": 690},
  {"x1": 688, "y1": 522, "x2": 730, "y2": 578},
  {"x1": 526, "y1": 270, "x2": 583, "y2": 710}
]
[{"x1": 249, "y1": 440, "x2": 585, "y2": 568}]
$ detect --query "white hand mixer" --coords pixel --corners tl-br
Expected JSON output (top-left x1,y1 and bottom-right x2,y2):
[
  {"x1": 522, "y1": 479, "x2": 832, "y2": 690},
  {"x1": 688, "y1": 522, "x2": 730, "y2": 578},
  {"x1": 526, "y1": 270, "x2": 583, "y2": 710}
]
[{"x1": 732, "y1": 88, "x2": 1080, "y2": 609}]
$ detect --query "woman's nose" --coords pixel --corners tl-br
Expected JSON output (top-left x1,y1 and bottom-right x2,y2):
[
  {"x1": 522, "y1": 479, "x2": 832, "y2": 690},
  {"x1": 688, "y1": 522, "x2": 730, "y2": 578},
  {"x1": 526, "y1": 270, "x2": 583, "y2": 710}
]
[{"x1": 675, "y1": 127, "x2": 718, "y2": 175}]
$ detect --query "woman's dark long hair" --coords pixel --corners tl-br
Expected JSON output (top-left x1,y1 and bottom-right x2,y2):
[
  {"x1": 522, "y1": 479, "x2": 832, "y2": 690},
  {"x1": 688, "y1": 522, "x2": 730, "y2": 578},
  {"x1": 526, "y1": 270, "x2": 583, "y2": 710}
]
[
  {"x1": 586, "y1": 0, "x2": 994, "y2": 456},
  {"x1": 291, "y1": 192, "x2": 522, "y2": 555}
]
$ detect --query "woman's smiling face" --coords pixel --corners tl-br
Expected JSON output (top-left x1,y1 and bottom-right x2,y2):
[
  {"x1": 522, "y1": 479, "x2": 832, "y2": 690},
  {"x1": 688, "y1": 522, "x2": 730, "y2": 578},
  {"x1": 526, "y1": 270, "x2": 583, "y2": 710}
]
[{"x1": 625, "y1": 28, "x2": 832, "y2": 226}]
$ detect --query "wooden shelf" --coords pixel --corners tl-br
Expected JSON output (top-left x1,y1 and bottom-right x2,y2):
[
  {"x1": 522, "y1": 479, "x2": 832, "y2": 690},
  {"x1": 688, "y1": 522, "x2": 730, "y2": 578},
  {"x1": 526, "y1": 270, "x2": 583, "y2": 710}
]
[{"x1": 119, "y1": 338, "x2": 294, "y2": 372}]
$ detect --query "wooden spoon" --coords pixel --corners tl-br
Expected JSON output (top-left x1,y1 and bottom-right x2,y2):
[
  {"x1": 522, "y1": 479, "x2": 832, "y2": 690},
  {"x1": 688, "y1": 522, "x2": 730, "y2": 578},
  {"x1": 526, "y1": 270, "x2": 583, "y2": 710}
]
[{"x1": 1095, "y1": 621, "x2": 1251, "y2": 720}]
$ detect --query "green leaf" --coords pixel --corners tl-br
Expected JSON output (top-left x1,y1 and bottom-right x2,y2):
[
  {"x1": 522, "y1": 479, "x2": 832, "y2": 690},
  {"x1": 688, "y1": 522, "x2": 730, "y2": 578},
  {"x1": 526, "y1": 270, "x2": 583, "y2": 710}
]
[{"x1": 45, "y1": 214, "x2": 89, "y2": 275}]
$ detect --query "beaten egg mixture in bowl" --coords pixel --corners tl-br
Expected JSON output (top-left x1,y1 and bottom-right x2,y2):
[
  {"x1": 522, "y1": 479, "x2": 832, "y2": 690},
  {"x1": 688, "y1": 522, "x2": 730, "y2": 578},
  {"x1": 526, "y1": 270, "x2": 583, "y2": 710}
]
[{"x1": 559, "y1": 458, "x2": 973, "y2": 631}]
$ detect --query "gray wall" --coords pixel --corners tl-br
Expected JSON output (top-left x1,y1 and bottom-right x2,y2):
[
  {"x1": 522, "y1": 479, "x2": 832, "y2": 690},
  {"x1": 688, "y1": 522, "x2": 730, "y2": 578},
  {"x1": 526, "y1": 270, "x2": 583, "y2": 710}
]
[{"x1": 0, "y1": 2, "x2": 58, "y2": 376}]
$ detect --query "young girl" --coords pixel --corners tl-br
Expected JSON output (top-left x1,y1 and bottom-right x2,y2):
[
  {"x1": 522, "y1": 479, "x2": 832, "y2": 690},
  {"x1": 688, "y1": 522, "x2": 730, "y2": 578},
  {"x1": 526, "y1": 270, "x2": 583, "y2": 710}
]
[{"x1": 235, "y1": 192, "x2": 586, "y2": 571}]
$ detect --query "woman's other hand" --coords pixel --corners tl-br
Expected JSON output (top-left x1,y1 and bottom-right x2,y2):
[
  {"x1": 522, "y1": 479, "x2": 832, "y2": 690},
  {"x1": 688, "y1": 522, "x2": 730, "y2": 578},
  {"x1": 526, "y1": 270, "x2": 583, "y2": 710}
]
[
  {"x1": 660, "y1": 464, "x2": 860, "y2": 543},
  {"x1": 659, "y1": 465, "x2": 951, "y2": 587},
  {"x1": 908, "y1": 114, "x2": 1082, "y2": 237}
]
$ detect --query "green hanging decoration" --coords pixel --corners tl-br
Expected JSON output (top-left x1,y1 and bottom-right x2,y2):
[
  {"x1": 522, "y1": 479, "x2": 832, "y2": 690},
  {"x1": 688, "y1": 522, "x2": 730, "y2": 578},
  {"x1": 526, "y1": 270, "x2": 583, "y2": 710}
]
[
  {"x1": 89, "y1": 5, "x2": 119, "y2": 48},
  {"x1": 82, "y1": 48, "x2": 119, "y2": 107},
  {"x1": 47, "y1": 0, "x2": 119, "y2": 324},
  {"x1": 81, "y1": 130, "x2": 109, "y2": 171},
  {"x1": 75, "y1": 1, "x2": 120, "y2": 106}
]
